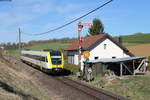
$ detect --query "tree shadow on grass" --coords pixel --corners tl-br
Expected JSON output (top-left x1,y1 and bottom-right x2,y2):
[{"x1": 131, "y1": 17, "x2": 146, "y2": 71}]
[{"x1": 0, "y1": 81, "x2": 39, "y2": 100}]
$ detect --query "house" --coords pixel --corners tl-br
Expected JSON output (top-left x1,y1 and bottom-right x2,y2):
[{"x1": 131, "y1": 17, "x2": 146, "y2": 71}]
[{"x1": 65, "y1": 33, "x2": 134, "y2": 70}]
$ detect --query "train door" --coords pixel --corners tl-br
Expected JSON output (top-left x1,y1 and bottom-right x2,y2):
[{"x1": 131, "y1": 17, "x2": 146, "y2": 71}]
[
  {"x1": 39, "y1": 55, "x2": 43, "y2": 70},
  {"x1": 45, "y1": 55, "x2": 49, "y2": 69}
]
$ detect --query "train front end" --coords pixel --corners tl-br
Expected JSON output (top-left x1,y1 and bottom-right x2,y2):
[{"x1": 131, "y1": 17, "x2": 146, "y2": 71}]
[{"x1": 47, "y1": 50, "x2": 64, "y2": 73}]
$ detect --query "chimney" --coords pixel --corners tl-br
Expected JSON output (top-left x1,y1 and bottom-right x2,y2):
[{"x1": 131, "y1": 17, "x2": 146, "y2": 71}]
[{"x1": 118, "y1": 36, "x2": 122, "y2": 45}]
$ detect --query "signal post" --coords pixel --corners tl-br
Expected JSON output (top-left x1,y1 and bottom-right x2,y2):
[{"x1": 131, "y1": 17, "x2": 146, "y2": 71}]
[{"x1": 77, "y1": 22, "x2": 92, "y2": 73}]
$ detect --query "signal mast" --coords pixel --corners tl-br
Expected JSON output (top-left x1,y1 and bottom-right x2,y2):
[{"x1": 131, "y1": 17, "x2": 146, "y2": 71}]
[{"x1": 78, "y1": 22, "x2": 92, "y2": 71}]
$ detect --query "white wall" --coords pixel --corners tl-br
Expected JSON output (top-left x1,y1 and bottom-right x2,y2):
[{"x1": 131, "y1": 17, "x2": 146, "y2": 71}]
[
  {"x1": 72, "y1": 38, "x2": 130, "y2": 70},
  {"x1": 89, "y1": 38, "x2": 130, "y2": 60},
  {"x1": 74, "y1": 54, "x2": 79, "y2": 65},
  {"x1": 74, "y1": 54, "x2": 85, "y2": 70}
]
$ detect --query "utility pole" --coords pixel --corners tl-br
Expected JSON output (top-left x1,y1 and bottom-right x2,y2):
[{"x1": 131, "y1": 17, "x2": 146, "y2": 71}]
[{"x1": 18, "y1": 28, "x2": 21, "y2": 49}]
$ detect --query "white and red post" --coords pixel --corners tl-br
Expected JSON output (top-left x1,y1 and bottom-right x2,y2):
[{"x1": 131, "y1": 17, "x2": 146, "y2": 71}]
[{"x1": 78, "y1": 22, "x2": 92, "y2": 71}]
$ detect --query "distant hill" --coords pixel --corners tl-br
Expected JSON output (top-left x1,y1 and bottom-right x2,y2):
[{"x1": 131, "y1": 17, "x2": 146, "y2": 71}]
[
  {"x1": 25, "y1": 33, "x2": 150, "y2": 49},
  {"x1": 33, "y1": 33, "x2": 150, "y2": 46},
  {"x1": 122, "y1": 33, "x2": 150, "y2": 44},
  {"x1": 6, "y1": 33, "x2": 150, "y2": 56},
  {"x1": 119, "y1": 33, "x2": 150, "y2": 57}
]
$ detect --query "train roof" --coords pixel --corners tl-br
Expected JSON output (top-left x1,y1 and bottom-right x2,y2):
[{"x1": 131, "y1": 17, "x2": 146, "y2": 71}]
[{"x1": 22, "y1": 49, "x2": 61, "y2": 54}]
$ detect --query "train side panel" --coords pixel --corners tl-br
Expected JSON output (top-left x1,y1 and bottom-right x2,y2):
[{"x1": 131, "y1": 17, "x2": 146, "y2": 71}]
[
  {"x1": 20, "y1": 50, "x2": 64, "y2": 73},
  {"x1": 21, "y1": 50, "x2": 50, "y2": 69}
]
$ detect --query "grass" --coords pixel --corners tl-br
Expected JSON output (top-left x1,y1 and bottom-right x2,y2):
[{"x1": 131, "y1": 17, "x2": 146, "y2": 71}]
[
  {"x1": 148, "y1": 56, "x2": 150, "y2": 71},
  {"x1": 5, "y1": 49, "x2": 21, "y2": 57},
  {"x1": 87, "y1": 75, "x2": 150, "y2": 100},
  {"x1": 6, "y1": 42, "x2": 71, "y2": 57},
  {"x1": 88, "y1": 77, "x2": 107, "y2": 87},
  {"x1": 24, "y1": 42, "x2": 71, "y2": 50},
  {"x1": 122, "y1": 43, "x2": 140, "y2": 47},
  {"x1": 0, "y1": 55, "x2": 51, "y2": 100},
  {"x1": 105, "y1": 76, "x2": 150, "y2": 100},
  {"x1": 6, "y1": 33, "x2": 150, "y2": 57},
  {"x1": 122, "y1": 33, "x2": 150, "y2": 45},
  {"x1": 64, "y1": 64, "x2": 79, "y2": 73}
]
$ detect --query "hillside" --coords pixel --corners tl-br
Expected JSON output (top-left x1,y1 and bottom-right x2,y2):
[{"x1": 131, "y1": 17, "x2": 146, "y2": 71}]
[
  {"x1": 0, "y1": 56, "x2": 51, "y2": 100},
  {"x1": 5, "y1": 33, "x2": 150, "y2": 57},
  {"x1": 121, "y1": 33, "x2": 150, "y2": 46},
  {"x1": 6, "y1": 42, "x2": 72, "y2": 56}
]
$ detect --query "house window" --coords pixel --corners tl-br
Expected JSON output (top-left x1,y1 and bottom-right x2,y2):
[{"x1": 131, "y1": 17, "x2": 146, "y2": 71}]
[
  {"x1": 95, "y1": 57, "x2": 99, "y2": 60},
  {"x1": 104, "y1": 44, "x2": 107, "y2": 50},
  {"x1": 112, "y1": 56, "x2": 116, "y2": 58},
  {"x1": 68, "y1": 56, "x2": 74, "y2": 64}
]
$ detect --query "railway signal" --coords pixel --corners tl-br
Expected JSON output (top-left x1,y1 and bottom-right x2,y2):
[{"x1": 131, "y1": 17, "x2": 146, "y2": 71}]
[{"x1": 78, "y1": 22, "x2": 92, "y2": 71}]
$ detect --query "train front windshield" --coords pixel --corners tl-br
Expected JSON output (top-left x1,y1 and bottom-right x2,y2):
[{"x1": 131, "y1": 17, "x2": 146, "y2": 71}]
[{"x1": 50, "y1": 51, "x2": 62, "y2": 65}]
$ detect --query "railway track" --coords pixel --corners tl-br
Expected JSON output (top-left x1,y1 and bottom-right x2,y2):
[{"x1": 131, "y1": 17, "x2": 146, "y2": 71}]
[
  {"x1": 3, "y1": 56, "x2": 130, "y2": 100},
  {"x1": 55, "y1": 76, "x2": 130, "y2": 100}
]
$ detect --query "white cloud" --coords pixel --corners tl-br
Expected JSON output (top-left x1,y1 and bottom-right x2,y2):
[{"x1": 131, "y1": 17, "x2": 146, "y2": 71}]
[
  {"x1": 0, "y1": 0, "x2": 51, "y2": 28},
  {"x1": 31, "y1": 2, "x2": 52, "y2": 14},
  {"x1": 0, "y1": 0, "x2": 90, "y2": 43},
  {"x1": 55, "y1": 4, "x2": 77, "y2": 13},
  {"x1": 44, "y1": 23, "x2": 61, "y2": 30},
  {"x1": 55, "y1": 3, "x2": 85, "y2": 14},
  {"x1": 0, "y1": 12, "x2": 35, "y2": 27}
]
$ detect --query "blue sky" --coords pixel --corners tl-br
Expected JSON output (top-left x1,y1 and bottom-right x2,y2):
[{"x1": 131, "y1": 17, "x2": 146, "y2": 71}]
[{"x1": 0, "y1": 0, "x2": 150, "y2": 43}]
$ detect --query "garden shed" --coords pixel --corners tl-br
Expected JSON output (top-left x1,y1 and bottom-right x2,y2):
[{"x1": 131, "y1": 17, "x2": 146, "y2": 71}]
[{"x1": 82, "y1": 57, "x2": 147, "y2": 81}]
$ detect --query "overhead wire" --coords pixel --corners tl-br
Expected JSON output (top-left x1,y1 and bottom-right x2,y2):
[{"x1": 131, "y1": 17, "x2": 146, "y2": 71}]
[{"x1": 22, "y1": 0, "x2": 113, "y2": 36}]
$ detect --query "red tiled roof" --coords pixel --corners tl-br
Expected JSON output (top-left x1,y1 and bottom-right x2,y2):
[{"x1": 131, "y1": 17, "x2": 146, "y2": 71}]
[{"x1": 65, "y1": 34, "x2": 106, "y2": 51}]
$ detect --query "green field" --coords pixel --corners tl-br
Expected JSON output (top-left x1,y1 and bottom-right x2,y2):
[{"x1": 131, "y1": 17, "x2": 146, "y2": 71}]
[
  {"x1": 24, "y1": 42, "x2": 71, "y2": 50},
  {"x1": 122, "y1": 33, "x2": 150, "y2": 45},
  {"x1": 6, "y1": 42, "x2": 71, "y2": 56},
  {"x1": 6, "y1": 33, "x2": 150, "y2": 56},
  {"x1": 113, "y1": 33, "x2": 150, "y2": 46}
]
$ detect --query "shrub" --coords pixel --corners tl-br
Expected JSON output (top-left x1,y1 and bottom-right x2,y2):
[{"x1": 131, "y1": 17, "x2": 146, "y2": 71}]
[
  {"x1": 147, "y1": 56, "x2": 150, "y2": 71},
  {"x1": 0, "y1": 51, "x2": 2, "y2": 57},
  {"x1": 64, "y1": 64, "x2": 79, "y2": 73}
]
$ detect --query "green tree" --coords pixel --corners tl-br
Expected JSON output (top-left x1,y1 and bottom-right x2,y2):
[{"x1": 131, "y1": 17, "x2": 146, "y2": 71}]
[{"x1": 88, "y1": 18, "x2": 104, "y2": 36}]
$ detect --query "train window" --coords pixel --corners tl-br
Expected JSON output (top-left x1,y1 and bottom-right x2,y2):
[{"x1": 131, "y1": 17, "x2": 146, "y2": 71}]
[
  {"x1": 40, "y1": 57, "x2": 45, "y2": 62},
  {"x1": 51, "y1": 58, "x2": 62, "y2": 65},
  {"x1": 22, "y1": 54, "x2": 48, "y2": 62},
  {"x1": 50, "y1": 51, "x2": 61, "y2": 56},
  {"x1": 112, "y1": 56, "x2": 116, "y2": 58},
  {"x1": 36, "y1": 56, "x2": 48, "y2": 62},
  {"x1": 45, "y1": 57, "x2": 48, "y2": 62},
  {"x1": 50, "y1": 51, "x2": 62, "y2": 65}
]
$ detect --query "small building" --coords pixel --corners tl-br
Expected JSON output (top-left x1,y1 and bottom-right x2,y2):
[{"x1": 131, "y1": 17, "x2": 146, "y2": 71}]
[{"x1": 65, "y1": 33, "x2": 134, "y2": 70}]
